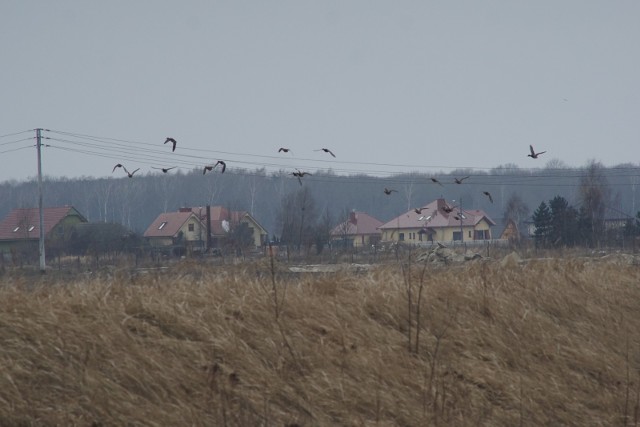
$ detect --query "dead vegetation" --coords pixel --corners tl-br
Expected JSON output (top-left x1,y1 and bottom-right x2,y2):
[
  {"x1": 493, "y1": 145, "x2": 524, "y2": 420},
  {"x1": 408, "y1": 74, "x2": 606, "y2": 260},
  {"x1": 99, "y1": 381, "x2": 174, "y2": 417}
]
[{"x1": 0, "y1": 254, "x2": 639, "y2": 426}]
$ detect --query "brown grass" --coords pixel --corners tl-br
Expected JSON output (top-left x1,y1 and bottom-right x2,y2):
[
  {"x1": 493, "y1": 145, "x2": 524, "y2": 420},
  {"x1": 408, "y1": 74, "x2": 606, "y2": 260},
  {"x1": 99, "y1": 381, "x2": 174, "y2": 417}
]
[{"x1": 1, "y1": 254, "x2": 639, "y2": 426}]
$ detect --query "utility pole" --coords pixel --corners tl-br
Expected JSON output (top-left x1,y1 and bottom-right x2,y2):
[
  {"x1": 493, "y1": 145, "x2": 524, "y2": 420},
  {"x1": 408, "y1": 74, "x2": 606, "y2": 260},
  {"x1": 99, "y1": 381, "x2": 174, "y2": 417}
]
[
  {"x1": 36, "y1": 128, "x2": 46, "y2": 273},
  {"x1": 459, "y1": 197, "x2": 464, "y2": 244}
]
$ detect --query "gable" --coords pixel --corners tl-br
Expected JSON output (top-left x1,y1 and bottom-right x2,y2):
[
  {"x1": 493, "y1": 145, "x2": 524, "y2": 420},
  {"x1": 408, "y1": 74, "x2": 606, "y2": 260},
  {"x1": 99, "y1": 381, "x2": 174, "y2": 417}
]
[
  {"x1": 0, "y1": 206, "x2": 87, "y2": 241},
  {"x1": 379, "y1": 199, "x2": 496, "y2": 231},
  {"x1": 144, "y1": 211, "x2": 203, "y2": 238}
]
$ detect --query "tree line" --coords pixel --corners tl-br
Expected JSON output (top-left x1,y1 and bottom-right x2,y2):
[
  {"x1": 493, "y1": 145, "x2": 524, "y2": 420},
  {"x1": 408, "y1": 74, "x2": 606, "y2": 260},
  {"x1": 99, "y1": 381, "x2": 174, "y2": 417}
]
[{"x1": 1, "y1": 160, "x2": 639, "y2": 251}]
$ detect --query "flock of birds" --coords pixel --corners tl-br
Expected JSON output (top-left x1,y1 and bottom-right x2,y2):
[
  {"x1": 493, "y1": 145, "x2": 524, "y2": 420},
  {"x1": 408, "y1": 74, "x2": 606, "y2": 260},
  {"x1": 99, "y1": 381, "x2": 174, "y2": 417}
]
[
  {"x1": 112, "y1": 137, "x2": 229, "y2": 178},
  {"x1": 383, "y1": 144, "x2": 547, "y2": 215},
  {"x1": 111, "y1": 137, "x2": 335, "y2": 184},
  {"x1": 111, "y1": 138, "x2": 547, "y2": 210}
]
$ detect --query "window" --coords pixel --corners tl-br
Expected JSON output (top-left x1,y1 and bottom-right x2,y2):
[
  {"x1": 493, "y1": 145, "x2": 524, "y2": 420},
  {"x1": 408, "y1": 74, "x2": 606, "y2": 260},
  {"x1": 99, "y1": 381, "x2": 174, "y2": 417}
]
[
  {"x1": 474, "y1": 230, "x2": 490, "y2": 240},
  {"x1": 158, "y1": 222, "x2": 167, "y2": 230},
  {"x1": 399, "y1": 233, "x2": 405, "y2": 241},
  {"x1": 453, "y1": 231, "x2": 462, "y2": 241},
  {"x1": 188, "y1": 223, "x2": 195, "y2": 232},
  {"x1": 468, "y1": 230, "x2": 472, "y2": 238}
]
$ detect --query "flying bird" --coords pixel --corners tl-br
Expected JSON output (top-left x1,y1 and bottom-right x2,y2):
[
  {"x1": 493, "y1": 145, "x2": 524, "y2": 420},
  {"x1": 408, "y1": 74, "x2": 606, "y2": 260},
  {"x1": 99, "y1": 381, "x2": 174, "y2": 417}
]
[
  {"x1": 414, "y1": 207, "x2": 425, "y2": 214},
  {"x1": 112, "y1": 163, "x2": 124, "y2": 173},
  {"x1": 278, "y1": 147, "x2": 292, "y2": 154},
  {"x1": 203, "y1": 165, "x2": 214, "y2": 175},
  {"x1": 291, "y1": 169, "x2": 312, "y2": 186},
  {"x1": 214, "y1": 160, "x2": 226, "y2": 173},
  {"x1": 454, "y1": 176, "x2": 469, "y2": 184},
  {"x1": 292, "y1": 169, "x2": 311, "y2": 177},
  {"x1": 152, "y1": 166, "x2": 177, "y2": 173},
  {"x1": 441, "y1": 204, "x2": 457, "y2": 214},
  {"x1": 527, "y1": 145, "x2": 546, "y2": 159},
  {"x1": 482, "y1": 191, "x2": 494, "y2": 203},
  {"x1": 383, "y1": 188, "x2": 398, "y2": 195},
  {"x1": 315, "y1": 148, "x2": 336, "y2": 157},
  {"x1": 430, "y1": 177, "x2": 444, "y2": 187},
  {"x1": 124, "y1": 167, "x2": 140, "y2": 178},
  {"x1": 164, "y1": 137, "x2": 177, "y2": 152}
]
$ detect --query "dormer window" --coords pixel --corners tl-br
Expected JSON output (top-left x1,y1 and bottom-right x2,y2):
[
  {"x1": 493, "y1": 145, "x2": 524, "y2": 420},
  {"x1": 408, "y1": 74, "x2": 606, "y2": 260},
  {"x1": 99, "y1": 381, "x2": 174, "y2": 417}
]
[
  {"x1": 12, "y1": 226, "x2": 19, "y2": 232},
  {"x1": 158, "y1": 222, "x2": 167, "y2": 230}
]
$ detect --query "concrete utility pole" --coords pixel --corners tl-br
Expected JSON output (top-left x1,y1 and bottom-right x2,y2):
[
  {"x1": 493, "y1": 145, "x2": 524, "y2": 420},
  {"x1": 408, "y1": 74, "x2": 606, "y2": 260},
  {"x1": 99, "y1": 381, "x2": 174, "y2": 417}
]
[
  {"x1": 459, "y1": 197, "x2": 464, "y2": 244},
  {"x1": 36, "y1": 128, "x2": 46, "y2": 273}
]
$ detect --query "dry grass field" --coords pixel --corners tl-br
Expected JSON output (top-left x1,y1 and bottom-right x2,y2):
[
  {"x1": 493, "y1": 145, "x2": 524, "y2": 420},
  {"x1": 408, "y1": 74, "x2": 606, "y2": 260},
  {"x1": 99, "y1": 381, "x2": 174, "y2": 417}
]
[{"x1": 1, "y1": 251, "x2": 640, "y2": 426}]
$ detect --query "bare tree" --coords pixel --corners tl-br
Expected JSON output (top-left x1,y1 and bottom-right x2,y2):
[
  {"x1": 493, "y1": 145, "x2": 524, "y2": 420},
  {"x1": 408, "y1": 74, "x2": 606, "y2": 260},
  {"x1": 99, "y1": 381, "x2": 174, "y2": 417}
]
[
  {"x1": 94, "y1": 179, "x2": 113, "y2": 222},
  {"x1": 277, "y1": 187, "x2": 317, "y2": 253},
  {"x1": 503, "y1": 193, "x2": 530, "y2": 237},
  {"x1": 544, "y1": 158, "x2": 569, "y2": 170},
  {"x1": 403, "y1": 180, "x2": 414, "y2": 212},
  {"x1": 578, "y1": 160, "x2": 610, "y2": 246}
]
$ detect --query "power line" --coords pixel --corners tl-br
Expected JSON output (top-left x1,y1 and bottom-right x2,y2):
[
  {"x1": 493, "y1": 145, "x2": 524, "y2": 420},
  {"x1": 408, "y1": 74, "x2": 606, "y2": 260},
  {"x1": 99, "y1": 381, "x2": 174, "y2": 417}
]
[
  {"x1": 0, "y1": 130, "x2": 33, "y2": 139},
  {"x1": 10, "y1": 128, "x2": 635, "y2": 190},
  {"x1": 0, "y1": 145, "x2": 33, "y2": 155},
  {"x1": 49, "y1": 128, "x2": 620, "y2": 174},
  {"x1": 43, "y1": 128, "x2": 640, "y2": 178},
  {"x1": 0, "y1": 137, "x2": 33, "y2": 147}
]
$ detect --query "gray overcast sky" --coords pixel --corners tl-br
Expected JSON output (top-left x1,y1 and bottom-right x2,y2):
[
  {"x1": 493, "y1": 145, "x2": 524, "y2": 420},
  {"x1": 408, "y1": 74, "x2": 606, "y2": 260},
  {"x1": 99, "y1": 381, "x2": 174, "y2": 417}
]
[{"x1": 1, "y1": 1, "x2": 639, "y2": 183}]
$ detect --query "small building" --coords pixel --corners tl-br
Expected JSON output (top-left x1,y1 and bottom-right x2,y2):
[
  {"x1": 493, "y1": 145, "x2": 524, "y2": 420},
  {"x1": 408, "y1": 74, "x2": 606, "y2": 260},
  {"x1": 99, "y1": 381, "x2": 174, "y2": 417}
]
[
  {"x1": 330, "y1": 211, "x2": 383, "y2": 248},
  {"x1": 143, "y1": 210, "x2": 207, "y2": 253},
  {"x1": 0, "y1": 205, "x2": 88, "y2": 257},
  {"x1": 500, "y1": 218, "x2": 521, "y2": 242},
  {"x1": 378, "y1": 198, "x2": 495, "y2": 244}
]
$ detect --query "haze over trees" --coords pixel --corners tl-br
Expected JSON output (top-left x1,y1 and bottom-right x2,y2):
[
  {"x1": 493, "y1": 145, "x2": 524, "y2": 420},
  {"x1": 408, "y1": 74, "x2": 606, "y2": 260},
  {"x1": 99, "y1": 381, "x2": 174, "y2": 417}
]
[{"x1": 1, "y1": 161, "x2": 639, "y2": 247}]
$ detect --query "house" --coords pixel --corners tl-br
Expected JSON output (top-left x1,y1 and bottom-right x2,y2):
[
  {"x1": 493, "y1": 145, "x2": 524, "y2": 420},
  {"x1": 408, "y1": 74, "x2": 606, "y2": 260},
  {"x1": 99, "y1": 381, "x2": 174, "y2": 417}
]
[
  {"x1": 143, "y1": 210, "x2": 207, "y2": 253},
  {"x1": 189, "y1": 206, "x2": 268, "y2": 249},
  {"x1": 144, "y1": 207, "x2": 268, "y2": 253},
  {"x1": 378, "y1": 198, "x2": 496, "y2": 244},
  {"x1": 330, "y1": 211, "x2": 383, "y2": 248},
  {"x1": 0, "y1": 206, "x2": 88, "y2": 256}
]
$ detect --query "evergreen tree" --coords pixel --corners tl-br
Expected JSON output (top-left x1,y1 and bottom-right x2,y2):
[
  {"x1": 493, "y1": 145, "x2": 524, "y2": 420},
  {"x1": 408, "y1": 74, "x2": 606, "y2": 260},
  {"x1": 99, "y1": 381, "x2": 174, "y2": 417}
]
[
  {"x1": 532, "y1": 201, "x2": 552, "y2": 247},
  {"x1": 548, "y1": 196, "x2": 579, "y2": 247}
]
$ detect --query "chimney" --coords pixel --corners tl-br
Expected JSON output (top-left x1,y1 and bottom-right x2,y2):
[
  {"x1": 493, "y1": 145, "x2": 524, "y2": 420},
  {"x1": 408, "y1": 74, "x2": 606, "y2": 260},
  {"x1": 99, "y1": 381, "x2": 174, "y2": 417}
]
[
  {"x1": 349, "y1": 211, "x2": 357, "y2": 224},
  {"x1": 179, "y1": 207, "x2": 192, "y2": 213}
]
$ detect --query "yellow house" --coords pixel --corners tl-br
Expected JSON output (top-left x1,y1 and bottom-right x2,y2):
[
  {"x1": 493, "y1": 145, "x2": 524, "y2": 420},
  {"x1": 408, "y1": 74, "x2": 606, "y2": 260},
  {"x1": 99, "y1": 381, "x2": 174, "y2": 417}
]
[{"x1": 379, "y1": 198, "x2": 495, "y2": 244}]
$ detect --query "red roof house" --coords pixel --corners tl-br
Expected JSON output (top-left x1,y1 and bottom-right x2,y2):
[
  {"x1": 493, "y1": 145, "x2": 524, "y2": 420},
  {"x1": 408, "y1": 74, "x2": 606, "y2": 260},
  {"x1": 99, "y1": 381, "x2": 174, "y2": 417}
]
[
  {"x1": 331, "y1": 211, "x2": 383, "y2": 248},
  {"x1": 144, "y1": 207, "x2": 268, "y2": 251},
  {"x1": 0, "y1": 206, "x2": 87, "y2": 253}
]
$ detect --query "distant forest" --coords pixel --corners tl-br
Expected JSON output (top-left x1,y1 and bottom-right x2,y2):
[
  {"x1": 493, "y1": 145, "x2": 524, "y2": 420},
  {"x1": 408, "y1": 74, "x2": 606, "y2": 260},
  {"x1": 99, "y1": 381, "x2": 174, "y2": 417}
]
[{"x1": 1, "y1": 161, "x2": 639, "y2": 239}]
